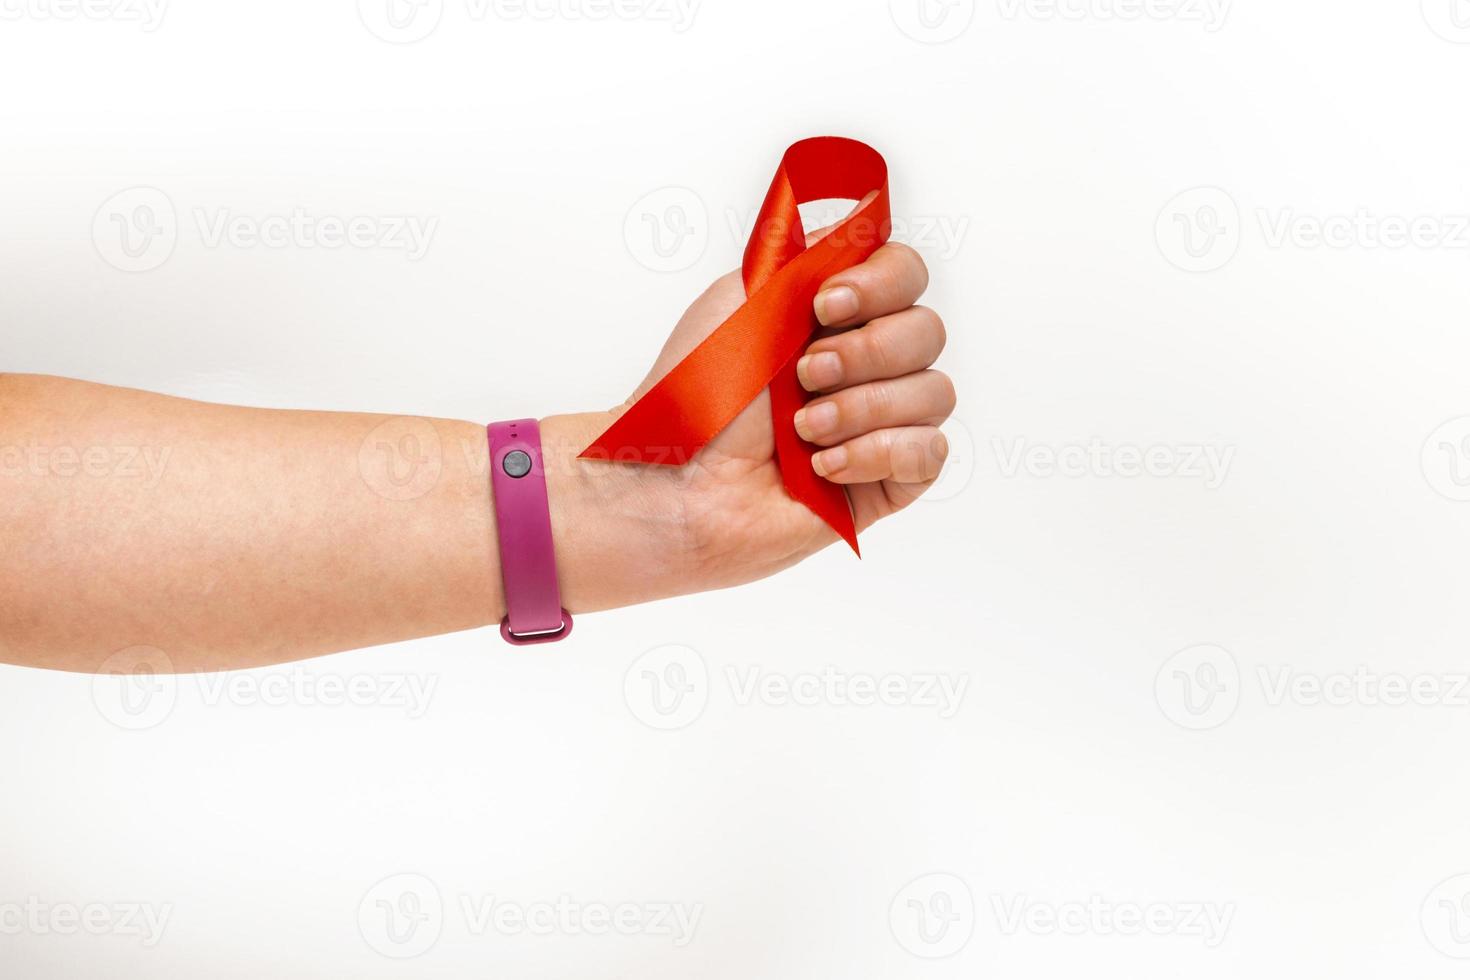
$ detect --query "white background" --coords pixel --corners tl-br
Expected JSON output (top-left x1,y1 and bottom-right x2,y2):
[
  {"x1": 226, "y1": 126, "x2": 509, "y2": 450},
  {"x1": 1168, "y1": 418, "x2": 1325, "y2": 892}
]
[{"x1": 4, "y1": 0, "x2": 1470, "y2": 976}]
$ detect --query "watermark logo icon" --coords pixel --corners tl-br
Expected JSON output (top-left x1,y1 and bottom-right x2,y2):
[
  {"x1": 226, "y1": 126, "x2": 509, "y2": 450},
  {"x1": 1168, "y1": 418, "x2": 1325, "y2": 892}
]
[
  {"x1": 93, "y1": 187, "x2": 177, "y2": 273},
  {"x1": 91, "y1": 646, "x2": 177, "y2": 731},
  {"x1": 358, "y1": 417, "x2": 444, "y2": 502},
  {"x1": 359, "y1": 873, "x2": 443, "y2": 959},
  {"x1": 624, "y1": 187, "x2": 708, "y2": 272},
  {"x1": 1423, "y1": 0, "x2": 1470, "y2": 42},
  {"x1": 890, "y1": 0, "x2": 975, "y2": 43},
  {"x1": 1422, "y1": 874, "x2": 1470, "y2": 958},
  {"x1": 358, "y1": 0, "x2": 443, "y2": 42},
  {"x1": 1156, "y1": 187, "x2": 1240, "y2": 272},
  {"x1": 624, "y1": 644, "x2": 708, "y2": 730},
  {"x1": 889, "y1": 873, "x2": 975, "y2": 958},
  {"x1": 1155, "y1": 644, "x2": 1239, "y2": 731},
  {"x1": 1423, "y1": 417, "x2": 1470, "y2": 502}
]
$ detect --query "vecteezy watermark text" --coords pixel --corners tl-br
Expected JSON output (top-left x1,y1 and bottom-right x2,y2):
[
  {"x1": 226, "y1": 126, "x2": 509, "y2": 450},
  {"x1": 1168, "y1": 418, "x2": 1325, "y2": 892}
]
[
  {"x1": 357, "y1": 873, "x2": 701, "y2": 959},
  {"x1": 990, "y1": 894, "x2": 1234, "y2": 947},
  {"x1": 992, "y1": 437, "x2": 1235, "y2": 489},
  {"x1": 1156, "y1": 644, "x2": 1470, "y2": 731},
  {"x1": 726, "y1": 205, "x2": 971, "y2": 264},
  {"x1": 1257, "y1": 666, "x2": 1470, "y2": 709},
  {"x1": 622, "y1": 189, "x2": 972, "y2": 274},
  {"x1": 460, "y1": 894, "x2": 702, "y2": 945},
  {"x1": 0, "y1": 898, "x2": 172, "y2": 947},
  {"x1": 725, "y1": 665, "x2": 968, "y2": 718},
  {"x1": 1158, "y1": 186, "x2": 1470, "y2": 272},
  {"x1": 996, "y1": 0, "x2": 1230, "y2": 31},
  {"x1": 888, "y1": 873, "x2": 1234, "y2": 959},
  {"x1": 357, "y1": 0, "x2": 699, "y2": 43},
  {"x1": 624, "y1": 645, "x2": 971, "y2": 731},
  {"x1": 93, "y1": 187, "x2": 439, "y2": 272},
  {"x1": 0, "y1": 0, "x2": 167, "y2": 30},
  {"x1": 193, "y1": 208, "x2": 437, "y2": 260},
  {"x1": 93, "y1": 649, "x2": 441, "y2": 731},
  {"x1": 1257, "y1": 209, "x2": 1470, "y2": 251},
  {"x1": 194, "y1": 669, "x2": 438, "y2": 717},
  {"x1": 0, "y1": 443, "x2": 172, "y2": 487}
]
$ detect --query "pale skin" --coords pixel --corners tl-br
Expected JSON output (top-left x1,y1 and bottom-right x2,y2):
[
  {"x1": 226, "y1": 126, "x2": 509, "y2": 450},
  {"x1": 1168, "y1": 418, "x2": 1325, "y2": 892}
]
[{"x1": 0, "y1": 236, "x2": 954, "y2": 674}]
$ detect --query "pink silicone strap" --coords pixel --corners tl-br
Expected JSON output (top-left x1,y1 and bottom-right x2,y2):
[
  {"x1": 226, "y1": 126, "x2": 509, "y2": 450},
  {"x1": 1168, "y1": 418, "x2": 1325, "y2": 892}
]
[{"x1": 487, "y1": 419, "x2": 572, "y2": 645}]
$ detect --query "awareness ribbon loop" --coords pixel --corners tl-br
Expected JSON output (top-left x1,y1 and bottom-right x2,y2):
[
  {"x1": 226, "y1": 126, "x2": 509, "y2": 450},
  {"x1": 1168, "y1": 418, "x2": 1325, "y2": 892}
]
[{"x1": 581, "y1": 136, "x2": 891, "y2": 554}]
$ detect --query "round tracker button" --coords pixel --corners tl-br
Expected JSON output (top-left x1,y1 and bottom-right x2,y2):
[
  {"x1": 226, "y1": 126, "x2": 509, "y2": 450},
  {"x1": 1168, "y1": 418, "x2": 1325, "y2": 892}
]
[{"x1": 502, "y1": 450, "x2": 532, "y2": 478}]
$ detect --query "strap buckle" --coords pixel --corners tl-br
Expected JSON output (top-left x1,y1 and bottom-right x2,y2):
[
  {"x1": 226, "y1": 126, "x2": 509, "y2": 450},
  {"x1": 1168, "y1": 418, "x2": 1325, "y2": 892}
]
[{"x1": 499, "y1": 609, "x2": 573, "y2": 646}]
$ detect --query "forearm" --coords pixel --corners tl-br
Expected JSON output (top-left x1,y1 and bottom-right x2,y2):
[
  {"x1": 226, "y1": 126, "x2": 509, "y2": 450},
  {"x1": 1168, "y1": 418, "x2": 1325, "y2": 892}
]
[{"x1": 0, "y1": 374, "x2": 678, "y2": 673}]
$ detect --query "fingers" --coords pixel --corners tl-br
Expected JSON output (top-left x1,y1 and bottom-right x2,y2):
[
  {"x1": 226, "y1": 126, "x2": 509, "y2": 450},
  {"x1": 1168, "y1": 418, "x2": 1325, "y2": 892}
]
[
  {"x1": 796, "y1": 218, "x2": 951, "y2": 492},
  {"x1": 812, "y1": 426, "x2": 950, "y2": 484},
  {"x1": 797, "y1": 306, "x2": 946, "y2": 393},
  {"x1": 813, "y1": 242, "x2": 929, "y2": 328},
  {"x1": 794, "y1": 370, "x2": 955, "y2": 447}
]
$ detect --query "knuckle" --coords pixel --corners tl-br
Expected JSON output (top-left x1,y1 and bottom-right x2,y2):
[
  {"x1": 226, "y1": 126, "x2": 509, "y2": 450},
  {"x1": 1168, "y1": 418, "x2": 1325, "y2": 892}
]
[
  {"x1": 870, "y1": 428, "x2": 900, "y2": 468},
  {"x1": 868, "y1": 259, "x2": 904, "y2": 300},
  {"x1": 859, "y1": 380, "x2": 897, "y2": 423},
  {"x1": 859, "y1": 323, "x2": 899, "y2": 375}
]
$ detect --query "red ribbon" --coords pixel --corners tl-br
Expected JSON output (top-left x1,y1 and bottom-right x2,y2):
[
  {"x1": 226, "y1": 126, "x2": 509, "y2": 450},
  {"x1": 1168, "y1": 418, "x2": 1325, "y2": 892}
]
[{"x1": 581, "y1": 137, "x2": 891, "y2": 554}]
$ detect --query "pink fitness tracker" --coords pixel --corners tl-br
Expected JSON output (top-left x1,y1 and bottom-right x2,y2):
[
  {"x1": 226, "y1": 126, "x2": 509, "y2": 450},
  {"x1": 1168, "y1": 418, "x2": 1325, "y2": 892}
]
[{"x1": 487, "y1": 419, "x2": 572, "y2": 645}]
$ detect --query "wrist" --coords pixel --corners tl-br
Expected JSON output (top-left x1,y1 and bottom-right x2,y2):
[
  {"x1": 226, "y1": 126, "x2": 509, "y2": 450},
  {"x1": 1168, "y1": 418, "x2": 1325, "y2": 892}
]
[{"x1": 537, "y1": 411, "x2": 691, "y2": 614}]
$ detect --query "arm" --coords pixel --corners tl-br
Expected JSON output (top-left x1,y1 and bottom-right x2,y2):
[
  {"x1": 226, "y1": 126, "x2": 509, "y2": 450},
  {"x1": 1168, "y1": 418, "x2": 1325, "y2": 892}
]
[
  {"x1": 0, "y1": 243, "x2": 953, "y2": 674},
  {"x1": 0, "y1": 376, "x2": 657, "y2": 672}
]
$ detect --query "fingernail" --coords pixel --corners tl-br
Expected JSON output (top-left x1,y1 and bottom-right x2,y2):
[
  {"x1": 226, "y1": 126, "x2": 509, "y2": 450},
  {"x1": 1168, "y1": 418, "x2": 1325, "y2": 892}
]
[
  {"x1": 812, "y1": 445, "x2": 848, "y2": 477},
  {"x1": 797, "y1": 351, "x2": 843, "y2": 391},
  {"x1": 793, "y1": 401, "x2": 838, "y2": 442},
  {"x1": 814, "y1": 286, "x2": 858, "y2": 326}
]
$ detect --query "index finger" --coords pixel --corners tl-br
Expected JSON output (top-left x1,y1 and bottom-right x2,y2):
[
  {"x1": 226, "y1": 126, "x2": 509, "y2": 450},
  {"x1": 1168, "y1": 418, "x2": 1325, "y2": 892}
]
[{"x1": 812, "y1": 242, "x2": 930, "y2": 328}]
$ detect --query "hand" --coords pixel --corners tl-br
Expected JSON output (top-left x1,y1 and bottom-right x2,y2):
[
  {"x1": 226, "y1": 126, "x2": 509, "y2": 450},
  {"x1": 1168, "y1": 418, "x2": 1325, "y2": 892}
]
[
  {"x1": 541, "y1": 232, "x2": 954, "y2": 612},
  {"x1": 0, "y1": 233, "x2": 949, "y2": 668}
]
